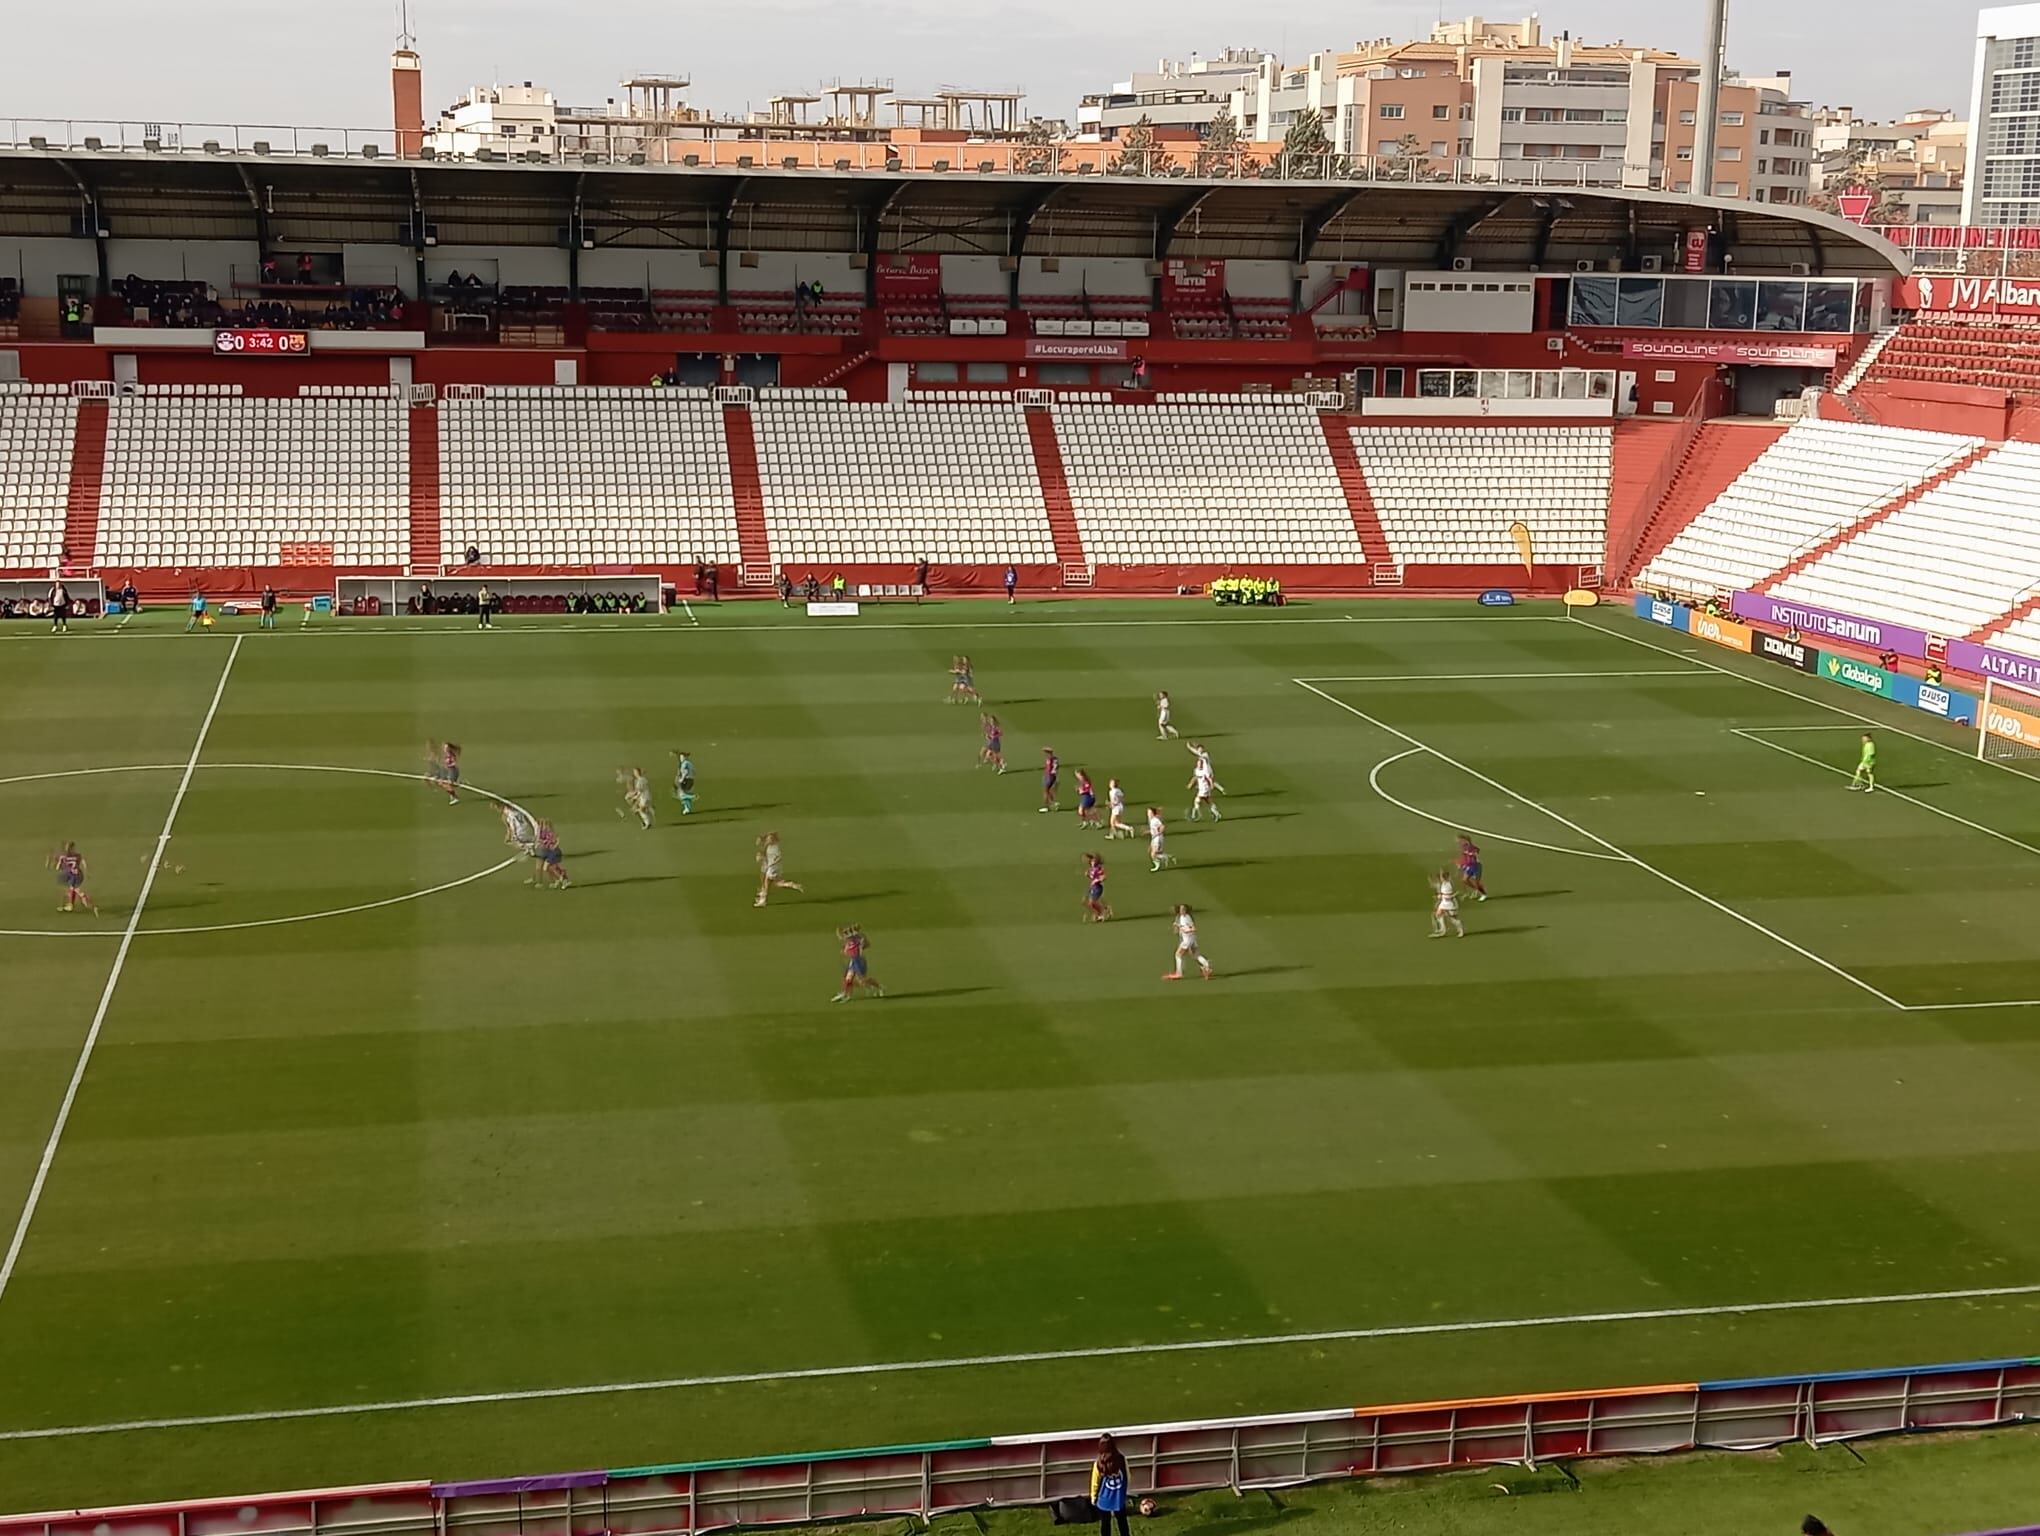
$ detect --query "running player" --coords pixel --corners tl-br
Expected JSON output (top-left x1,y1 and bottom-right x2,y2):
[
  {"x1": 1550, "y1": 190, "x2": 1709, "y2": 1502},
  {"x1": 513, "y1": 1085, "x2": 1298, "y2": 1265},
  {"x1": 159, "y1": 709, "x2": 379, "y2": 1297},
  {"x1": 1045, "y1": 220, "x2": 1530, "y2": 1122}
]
[
  {"x1": 1040, "y1": 746, "x2": 1060, "y2": 813},
  {"x1": 500, "y1": 803, "x2": 537, "y2": 855},
  {"x1": 954, "y1": 655, "x2": 982, "y2": 705},
  {"x1": 1188, "y1": 742, "x2": 1227, "y2": 795},
  {"x1": 979, "y1": 713, "x2": 1007, "y2": 773},
  {"x1": 1848, "y1": 732, "x2": 1877, "y2": 793},
  {"x1": 672, "y1": 750, "x2": 697, "y2": 814},
  {"x1": 50, "y1": 842, "x2": 95, "y2": 915},
  {"x1": 1187, "y1": 752, "x2": 1222, "y2": 822},
  {"x1": 756, "y1": 831, "x2": 805, "y2": 907},
  {"x1": 1164, "y1": 903, "x2": 1213, "y2": 980},
  {"x1": 1430, "y1": 868, "x2": 1465, "y2": 938},
  {"x1": 1147, "y1": 805, "x2": 1174, "y2": 871},
  {"x1": 1456, "y1": 834, "x2": 1488, "y2": 901},
  {"x1": 1156, "y1": 690, "x2": 1179, "y2": 739},
  {"x1": 531, "y1": 819, "x2": 570, "y2": 888},
  {"x1": 1106, "y1": 777, "x2": 1132, "y2": 839},
  {"x1": 1075, "y1": 768, "x2": 1100, "y2": 828},
  {"x1": 831, "y1": 923, "x2": 885, "y2": 1001},
  {"x1": 617, "y1": 767, "x2": 653, "y2": 830},
  {"x1": 425, "y1": 741, "x2": 461, "y2": 804},
  {"x1": 1083, "y1": 852, "x2": 1113, "y2": 922}
]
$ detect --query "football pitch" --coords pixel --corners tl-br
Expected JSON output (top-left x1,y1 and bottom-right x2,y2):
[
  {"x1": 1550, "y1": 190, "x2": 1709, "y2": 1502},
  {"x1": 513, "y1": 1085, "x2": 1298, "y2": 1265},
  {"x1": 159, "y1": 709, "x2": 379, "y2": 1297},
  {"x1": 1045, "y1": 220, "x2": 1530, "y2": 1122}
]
[{"x1": 3, "y1": 598, "x2": 2040, "y2": 1512}]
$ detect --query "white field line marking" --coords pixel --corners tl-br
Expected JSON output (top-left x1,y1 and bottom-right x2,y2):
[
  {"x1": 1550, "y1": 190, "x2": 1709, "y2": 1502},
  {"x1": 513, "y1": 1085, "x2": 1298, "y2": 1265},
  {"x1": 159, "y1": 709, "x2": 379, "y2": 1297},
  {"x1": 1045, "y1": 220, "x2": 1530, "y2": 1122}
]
[
  {"x1": 681, "y1": 599, "x2": 698, "y2": 625},
  {"x1": 0, "y1": 636, "x2": 242, "y2": 1307},
  {"x1": 0, "y1": 612, "x2": 1549, "y2": 642},
  {"x1": 1298, "y1": 669, "x2": 1706, "y2": 683},
  {"x1": 1368, "y1": 747, "x2": 1627, "y2": 861},
  {"x1": 0, "y1": 763, "x2": 531, "y2": 939},
  {"x1": 1565, "y1": 614, "x2": 2031, "y2": 779},
  {"x1": 3, "y1": 1279, "x2": 2038, "y2": 1444},
  {"x1": 1295, "y1": 679, "x2": 1906, "y2": 1011},
  {"x1": 1733, "y1": 728, "x2": 2040, "y2": 861},
  {"x1": 116, "y1": 610, "x2": 133, "y2": 630}
]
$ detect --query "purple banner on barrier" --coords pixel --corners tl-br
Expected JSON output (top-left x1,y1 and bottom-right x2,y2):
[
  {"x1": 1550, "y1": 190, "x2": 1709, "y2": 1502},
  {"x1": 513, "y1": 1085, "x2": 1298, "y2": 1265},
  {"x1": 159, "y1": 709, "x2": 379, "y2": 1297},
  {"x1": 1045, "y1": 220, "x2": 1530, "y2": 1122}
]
[
  {"x1": 1730, "y1": 591, "x2": 1931, "y2": 657},
  {"x1": 432, "y1": 1471, "x2": 607, "y2": 1497},
  {"x1": 1947, "y1": 638, "x2": 2040, "y2": 690}
]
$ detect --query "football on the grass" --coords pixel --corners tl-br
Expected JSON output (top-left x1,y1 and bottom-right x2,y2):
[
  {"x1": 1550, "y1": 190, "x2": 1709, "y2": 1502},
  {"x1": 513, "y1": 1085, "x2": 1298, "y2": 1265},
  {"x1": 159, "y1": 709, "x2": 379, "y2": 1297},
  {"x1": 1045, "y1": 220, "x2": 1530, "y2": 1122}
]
[{"x1": 1138, "y1": 1499, "x2": 1157, "y2": 1517}]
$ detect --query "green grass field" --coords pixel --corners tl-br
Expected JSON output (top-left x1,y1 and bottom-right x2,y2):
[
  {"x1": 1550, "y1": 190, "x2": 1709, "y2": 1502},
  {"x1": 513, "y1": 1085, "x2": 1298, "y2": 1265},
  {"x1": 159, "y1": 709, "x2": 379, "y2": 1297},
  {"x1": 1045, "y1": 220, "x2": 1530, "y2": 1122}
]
[{"x1": 3, "y1": 598, "x2": 2039, "y2": 1514}]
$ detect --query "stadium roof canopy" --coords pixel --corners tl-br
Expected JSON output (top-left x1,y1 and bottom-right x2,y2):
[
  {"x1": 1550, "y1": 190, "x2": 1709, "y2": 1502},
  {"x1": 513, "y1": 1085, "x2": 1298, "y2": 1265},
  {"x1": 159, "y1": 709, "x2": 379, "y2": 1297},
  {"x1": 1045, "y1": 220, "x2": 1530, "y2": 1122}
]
[{"x1": 0, "y1": 151, "x2": 1905, "y2": 275}]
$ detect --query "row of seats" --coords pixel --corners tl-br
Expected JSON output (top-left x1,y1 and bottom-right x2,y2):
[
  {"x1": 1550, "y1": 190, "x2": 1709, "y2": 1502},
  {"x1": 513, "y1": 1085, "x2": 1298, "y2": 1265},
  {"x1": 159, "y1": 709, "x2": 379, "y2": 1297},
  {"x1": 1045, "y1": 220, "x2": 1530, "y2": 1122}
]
[
  {"x1": 754, "y1": 397, "x2": 1053, "y2": 564},
  {"x1": 1639, "y1": 419, "x2": 1975, "y2": 598},
  {"x1": 1352, "y1": 425, "x2": 1611, "y2": 566},
  {"x1": 1053, "y1": 398, "x2": 1362, "y2": 565},
  {"x1": 96, "y1": 396, "x2": 408, "y2": 567},
  {"x1": 0, "y1": 392, "x2": 78, "y2": 567},
  {"x1": 439, "y1": 393, "x2": 738, "y2": 566}
]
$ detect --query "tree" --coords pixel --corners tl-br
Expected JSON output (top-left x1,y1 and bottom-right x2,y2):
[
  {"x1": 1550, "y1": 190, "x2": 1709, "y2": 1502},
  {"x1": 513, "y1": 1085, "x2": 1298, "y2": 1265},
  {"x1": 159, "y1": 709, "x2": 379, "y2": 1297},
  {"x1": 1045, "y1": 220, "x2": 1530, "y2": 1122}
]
[
  {"x1": 1112, "y1": 115, "x2": 1158, "y2": 176},
  {"x1": 1281, "y1": 110, "x2": 1342, "y2": 178},
  {"x1": 1198, "y1": 105, "x2": 1253, "y2": 178},
  {"x1": 1381, "y1": 131, "x2": 1424, "y2": 182},
  {"x1": 1015, "y1": 117, "x2": 1063, "y2": 176}
]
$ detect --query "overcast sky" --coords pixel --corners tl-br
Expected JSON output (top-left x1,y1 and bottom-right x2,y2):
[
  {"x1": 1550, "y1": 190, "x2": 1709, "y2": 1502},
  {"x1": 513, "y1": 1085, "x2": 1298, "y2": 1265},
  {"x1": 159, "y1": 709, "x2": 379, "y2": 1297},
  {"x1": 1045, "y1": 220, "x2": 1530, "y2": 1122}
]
[{"x1": 0, "y1": 1, "x2": 1976, "y2": 134}]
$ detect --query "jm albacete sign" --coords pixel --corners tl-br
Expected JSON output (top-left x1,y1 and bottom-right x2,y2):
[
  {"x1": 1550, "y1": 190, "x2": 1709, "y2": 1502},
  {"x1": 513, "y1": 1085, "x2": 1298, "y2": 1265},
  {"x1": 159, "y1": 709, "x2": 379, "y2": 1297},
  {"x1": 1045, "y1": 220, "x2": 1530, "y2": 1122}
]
[{"x1": 1897, "y1": 274, "x2": 2040, "y2": 316}]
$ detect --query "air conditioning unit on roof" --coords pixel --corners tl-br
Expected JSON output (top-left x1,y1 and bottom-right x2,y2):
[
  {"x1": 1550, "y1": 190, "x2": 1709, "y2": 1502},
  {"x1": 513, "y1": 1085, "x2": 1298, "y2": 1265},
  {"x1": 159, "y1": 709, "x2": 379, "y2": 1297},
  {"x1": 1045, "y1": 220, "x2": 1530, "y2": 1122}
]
[{"x1": 1450, "y1": 257, "x2": 1474, "y2": 272}]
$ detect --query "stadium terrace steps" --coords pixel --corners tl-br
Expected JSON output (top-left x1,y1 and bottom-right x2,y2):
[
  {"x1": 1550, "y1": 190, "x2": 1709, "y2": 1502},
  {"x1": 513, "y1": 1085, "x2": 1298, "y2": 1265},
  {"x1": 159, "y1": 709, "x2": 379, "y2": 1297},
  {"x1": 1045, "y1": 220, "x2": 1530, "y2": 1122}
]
[
  {"x1": 61, "y1": 396, "x2": 104, "y2": 566},
  {"x1": 1024, "y1": 408, "x2": 1088, "y2": 571},
  {"x1": 1967, "y1": 584, "x2": 2040, "y2": 644},
  {"x1": 1757, "y1": 440, "x2": 1999, "y2": 593},
  {"x1": 1319, "y1": 414, "x2": 1389, "y2": 570},
  {"x1": 722, "y1": 404, "x2": 772, "y2": 576},
  {"x1": 406, "y1": 403, "x2": 441, "y2": 575},
  {"x1": 1602, "y1": 419, "x2": 1681, "y2": 582}
]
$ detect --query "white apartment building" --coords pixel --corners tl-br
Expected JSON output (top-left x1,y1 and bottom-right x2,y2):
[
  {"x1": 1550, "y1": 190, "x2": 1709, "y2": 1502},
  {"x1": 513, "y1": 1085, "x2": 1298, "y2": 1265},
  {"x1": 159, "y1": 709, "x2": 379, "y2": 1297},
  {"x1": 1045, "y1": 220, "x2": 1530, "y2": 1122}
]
[
  {"x1": 1077, "y1": 49, "x2": 1273, "y2": 138},
  {"x1": 1964, "y1": 4, "x2": 2040, "y2": 224}
]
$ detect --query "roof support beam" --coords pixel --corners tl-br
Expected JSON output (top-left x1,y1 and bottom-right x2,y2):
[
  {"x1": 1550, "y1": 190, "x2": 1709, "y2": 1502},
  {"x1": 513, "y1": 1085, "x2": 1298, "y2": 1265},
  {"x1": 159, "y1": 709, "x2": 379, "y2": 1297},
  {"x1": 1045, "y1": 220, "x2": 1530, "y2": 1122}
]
[
  {"x1": 867, "y1": 181, "x2": 914, "y2": 304},
  {"x1": 1157, "y1": 187, "x2": 1218, "y2": 258},
  {"x1": 51, "y1": 159, "x2": 107, "y2": 296},
  {"x1": 1531, "y1": 200, "x2": 1560, "y2": 269},
  {"x1": 713, "y1": 175, "x2": 749, "y2": 307}
]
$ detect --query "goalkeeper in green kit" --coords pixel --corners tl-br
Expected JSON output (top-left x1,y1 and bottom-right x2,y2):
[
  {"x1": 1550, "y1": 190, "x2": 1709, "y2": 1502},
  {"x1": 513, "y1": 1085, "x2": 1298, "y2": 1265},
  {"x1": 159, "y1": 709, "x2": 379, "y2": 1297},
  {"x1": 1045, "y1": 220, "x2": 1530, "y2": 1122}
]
[{"x1": 1848, "y1": 732, "x2": 1877, "y2": 793}]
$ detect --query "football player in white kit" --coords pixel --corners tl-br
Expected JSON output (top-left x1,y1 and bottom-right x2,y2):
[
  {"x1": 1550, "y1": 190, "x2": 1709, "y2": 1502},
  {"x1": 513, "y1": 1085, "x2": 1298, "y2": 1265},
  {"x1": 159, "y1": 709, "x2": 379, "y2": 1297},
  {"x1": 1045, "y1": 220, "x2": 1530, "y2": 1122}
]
[
  {"x1": 1187, "y1": 741, "x2": 1226, "y2": 795},
  {"x1": 1165, "y1": 903, "x2": 1213, "y2": 980},
  {"x1": 1187, "y1": 754, "x2": 1222, "y2": 822},
  {"x1": 1430, "y1": 867, "x2": 1465, "y2": 938},
  {"x1": 755, "y1": 831, "x2": 806, "y2": 907},
  {"x1": 1106, "y1": 777, "x2": 1132, "y2": 839},
  {"x1": 1155, "y1": 691, "x2": 1179, "y2": 740},
  {"x1": 1147, "y1": 806, "x2": 1174, "y2": 871}
]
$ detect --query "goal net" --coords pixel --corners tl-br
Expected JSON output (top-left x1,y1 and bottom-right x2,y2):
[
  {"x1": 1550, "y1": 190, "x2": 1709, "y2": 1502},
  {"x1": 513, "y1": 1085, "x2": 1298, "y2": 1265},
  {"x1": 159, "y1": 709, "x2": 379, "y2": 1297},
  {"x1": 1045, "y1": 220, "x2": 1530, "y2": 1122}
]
[{"x1": 1978, "y1": 676, "x2": 2040, "y2": 768}]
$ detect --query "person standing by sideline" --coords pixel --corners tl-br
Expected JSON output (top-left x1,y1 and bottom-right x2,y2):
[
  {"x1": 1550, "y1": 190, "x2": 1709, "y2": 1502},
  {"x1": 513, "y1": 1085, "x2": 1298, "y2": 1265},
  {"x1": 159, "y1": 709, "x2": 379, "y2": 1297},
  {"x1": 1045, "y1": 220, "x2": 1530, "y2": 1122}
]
[
  {"x1": 1004, "y1": 564, "x2": 1018, "y2": 605},
  {"x1": 259, "y1": 584, "x2": 278, "y2": 630},
  {"x1": 476, "y1": 585, "x2": 496, "y2": 630},
  {"x1": 915, "y1": 556, "x2": 930, "y2": 604},
  {"x1": 1090, "y1": 1435, "x2": 1131, "y2": 1536},
  {"x1": 187, "y1": 589, "x2": 210, "y2": 633},
  {"x1": 48, "y1": 579, "x2": 70, "y2": 634}
]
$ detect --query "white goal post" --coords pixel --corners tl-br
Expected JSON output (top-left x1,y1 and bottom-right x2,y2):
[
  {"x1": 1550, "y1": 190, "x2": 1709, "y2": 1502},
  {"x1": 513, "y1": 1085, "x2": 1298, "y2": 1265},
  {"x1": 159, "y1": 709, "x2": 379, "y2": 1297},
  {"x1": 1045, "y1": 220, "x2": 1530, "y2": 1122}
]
[{"x1": 1978, "y1": 676, "x2": 2040, "y2": 765}]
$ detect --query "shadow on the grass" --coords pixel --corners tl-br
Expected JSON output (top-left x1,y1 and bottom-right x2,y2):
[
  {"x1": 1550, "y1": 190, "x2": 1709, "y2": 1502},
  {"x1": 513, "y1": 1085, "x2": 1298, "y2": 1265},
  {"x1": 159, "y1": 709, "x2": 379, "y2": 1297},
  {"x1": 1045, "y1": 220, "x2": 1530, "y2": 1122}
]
[
  {"x1": 1468, "y1": 924, "x2": 1545, "y2": 938},
  {"x1": 705, "y1": 802, "x2": 786, "y2": 816},
  {"x1": 888, "y1": 985, "x2": 997, "y2": 1002},
  {"x1": 1498, "y1": 889, "x2": 1570, "y2": 901},
  {"x1": 576, "y1": 874, "x2": 682, "y2": 890},
  {"x1": 1224, "y1": 963, "x2": 1307, "y2": 979},
  {"x1": 816, "y1": 889, "x2": 903, "y2": 905},
  {"x1": 1188, "y1": 858, "x2": 1266, "y2": 871}
]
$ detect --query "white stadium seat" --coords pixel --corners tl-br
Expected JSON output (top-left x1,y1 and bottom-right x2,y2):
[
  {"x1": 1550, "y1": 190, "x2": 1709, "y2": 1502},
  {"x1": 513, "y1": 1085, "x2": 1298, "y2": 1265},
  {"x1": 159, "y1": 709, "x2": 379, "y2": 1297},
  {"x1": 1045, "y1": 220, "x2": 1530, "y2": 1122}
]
[
  {"x1": 1639, "y1": 419, "x2": 1977, "y2": 599},
  {"x1": 438, "y1": 389, "x2": 737, "y2": 566},
  {"x1": 754, "y1": 392, "x2": 1053, "y2": 564},
  {"x1": 1351, "y1": 424, "x2": 1611, "y2": 565},
  {"x1": 97, "y1": 388, "x2": 408, "y2": 567},
  {"x1": 1052, "y1": 395, "x2": 1358, "y2": 564},
  {"x1": 0, "y1": 385, "x2": 79, "y2": 569}
]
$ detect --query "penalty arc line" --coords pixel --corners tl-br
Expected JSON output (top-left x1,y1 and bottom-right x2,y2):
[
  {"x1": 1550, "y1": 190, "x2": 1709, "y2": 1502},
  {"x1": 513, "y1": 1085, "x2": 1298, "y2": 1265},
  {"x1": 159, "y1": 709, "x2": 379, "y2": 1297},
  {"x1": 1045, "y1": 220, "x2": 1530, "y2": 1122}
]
[
  {"x1": 1294, "y1": 679, "x2": 1907, "y2": 1011},
  {"x1": 2, "y1": 1279, "x2": 2038, "y2": 1444},
  {"x1": 0, "y1": 634, "x2": 243, "y2": 1307},
  {"x1": 1368, "y1": 747, "x2": 1627, "y2": 861}
]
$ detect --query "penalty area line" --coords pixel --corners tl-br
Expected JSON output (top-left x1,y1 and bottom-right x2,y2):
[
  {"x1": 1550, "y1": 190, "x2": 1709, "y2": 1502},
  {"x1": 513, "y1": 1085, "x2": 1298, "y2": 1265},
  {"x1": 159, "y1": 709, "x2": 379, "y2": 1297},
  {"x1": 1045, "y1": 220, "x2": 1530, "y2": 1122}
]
[
  {"x1": 0, "y1": 635, "x2": 243, "y2": 1307},
  {"x1": 3, "y1": 1279, "x2": 2038, "y2": 1444},
  {"x1": 1295, "y1": 679, "x2": 1906, "y2": 1011}
]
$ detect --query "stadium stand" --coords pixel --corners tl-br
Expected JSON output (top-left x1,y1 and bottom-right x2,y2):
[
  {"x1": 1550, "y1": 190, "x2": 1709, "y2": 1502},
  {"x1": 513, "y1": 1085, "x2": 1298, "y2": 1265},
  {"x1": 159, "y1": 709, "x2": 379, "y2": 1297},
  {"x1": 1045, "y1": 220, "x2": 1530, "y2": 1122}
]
[
  {"x1": 1350, "y1": 425, "x2": 1611, "y2": 566},
  {"x1": 97, "y1": 387, "x2": 408, "y2": 568},
  {"x1": 1637, "y1": 419, "x2": 1978, "y2": 598},
  {"x1": 753, "y1": 392, "x2": 1054, "y2": 565},
  {"x1": 0, "y1": 384, "x2": 79, "y2": 570},
  {"x1": 1050, "y1": 395, "x2": 1360, "y2": 564},
  {"x1": 437, "y1": 387, "x2": 737, "y2": 567},
  {"x1": 1767, "y1": 441, "x2": 2040, "y2": 639},
  {"x1": 1861, "y1": 317, "x2": 2040, "y2": 395}
]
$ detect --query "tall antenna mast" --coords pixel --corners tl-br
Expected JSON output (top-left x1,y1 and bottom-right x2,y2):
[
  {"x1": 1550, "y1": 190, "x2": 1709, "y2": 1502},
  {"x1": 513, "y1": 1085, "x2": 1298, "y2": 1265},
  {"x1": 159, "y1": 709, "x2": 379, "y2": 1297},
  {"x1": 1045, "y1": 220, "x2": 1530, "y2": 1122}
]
[
  {"x1": 1693, "y1": 0, "x2": 1728, "y2": 197},
  {"x1": 396, "y1": 0, "x2": 415, "y2": 50}
]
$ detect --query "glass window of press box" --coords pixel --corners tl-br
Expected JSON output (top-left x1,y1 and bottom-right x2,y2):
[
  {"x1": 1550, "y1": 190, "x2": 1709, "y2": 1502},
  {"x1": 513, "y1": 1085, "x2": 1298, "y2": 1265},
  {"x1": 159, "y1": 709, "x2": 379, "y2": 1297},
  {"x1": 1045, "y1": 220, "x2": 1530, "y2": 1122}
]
[{"x1": 1567, "y1": 275, "x2": 1869, "y2": 332}]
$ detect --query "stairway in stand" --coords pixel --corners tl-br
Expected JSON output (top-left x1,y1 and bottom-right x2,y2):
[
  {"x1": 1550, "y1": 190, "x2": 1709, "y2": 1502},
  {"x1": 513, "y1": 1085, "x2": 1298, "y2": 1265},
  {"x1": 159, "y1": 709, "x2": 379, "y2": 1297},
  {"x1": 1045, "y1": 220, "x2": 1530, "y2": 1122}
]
[
  {"x1": 724, "y1": 405, "x2": 774, "y2": 583},
  {"x1": 1319, "y1": 415, "x2": 1388, "y2": 577},
  {"x1": 1023, "y1": 408, "x2": 1089, "y2": 578},
  {"x1": 1758, "y1": 440, "x2": 1999, "y2": 592},
  {"x1": 1625, "y1": 421, "x2": 1786, "y2": 584},
  {"x1": 62, "y1": 397, "x2": 107, "y2": 566},
  {"x1": 406, "y1": 404, "x2": 441, "y2": 574}
]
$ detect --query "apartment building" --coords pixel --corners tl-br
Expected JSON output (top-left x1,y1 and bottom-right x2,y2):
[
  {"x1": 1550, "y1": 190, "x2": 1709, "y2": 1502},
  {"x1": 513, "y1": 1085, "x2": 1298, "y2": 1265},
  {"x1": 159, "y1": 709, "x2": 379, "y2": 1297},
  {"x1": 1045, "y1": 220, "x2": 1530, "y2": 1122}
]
[
  {"x1": 1077, "y1": 48, "x2": 1274, "y2": 139},
  {"x1": 1660, "y1": 75, "x2": 1815, "y2": 204},
  {"x1": 1963, "y1": 4, "x2": 2040, "y2": 225}
]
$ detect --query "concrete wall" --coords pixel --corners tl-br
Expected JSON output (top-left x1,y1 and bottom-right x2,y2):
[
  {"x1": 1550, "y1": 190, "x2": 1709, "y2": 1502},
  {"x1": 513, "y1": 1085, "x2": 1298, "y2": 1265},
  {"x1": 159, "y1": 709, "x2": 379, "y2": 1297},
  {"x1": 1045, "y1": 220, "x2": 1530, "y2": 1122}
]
[
  {"x1": 942, "y1": 254, "x2": 1007, "y2": 297},
  {"x1": 426, "y1": 245, "x2": 571, "y2": 288},
  {"x1": 1, "y1": 237, "x2": 100, "y2": 295},
  {"x1": 1019, "y1": 257, "x2": 1150, "y2": 298}
]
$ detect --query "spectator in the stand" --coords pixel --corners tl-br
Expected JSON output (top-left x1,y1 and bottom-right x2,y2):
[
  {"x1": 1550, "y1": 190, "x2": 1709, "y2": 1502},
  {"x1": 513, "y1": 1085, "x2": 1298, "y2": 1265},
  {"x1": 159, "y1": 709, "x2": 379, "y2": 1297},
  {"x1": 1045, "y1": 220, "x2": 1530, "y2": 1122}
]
[
  {"x1": 1090, "y1": 1435, "x2": 1130, "y2": 1536},
  {"x1": 446, "y1": 269, "x2": 465, "y2": 289},
  {"x1": 464, "y1": 543, "x2": 481, "y2": 567},
  {"x1": 649, "y1": 370, "x2": 667, "y2": 388},
  {"x1": 1130, "y1": 355, "x2": 1149, "y2": 389},
  {"x1": 794, "y1": 281, "x2": 811, "y2": 312},
  {"x1": 261, "y1": 256, "x2": 279, "y2": 285},
  {"x1": 1879, "y1": 649, "x2": 1900, "y2": 673},
  {"x1": 296, "y1": 252, "x2": 315, "y2": 283}
]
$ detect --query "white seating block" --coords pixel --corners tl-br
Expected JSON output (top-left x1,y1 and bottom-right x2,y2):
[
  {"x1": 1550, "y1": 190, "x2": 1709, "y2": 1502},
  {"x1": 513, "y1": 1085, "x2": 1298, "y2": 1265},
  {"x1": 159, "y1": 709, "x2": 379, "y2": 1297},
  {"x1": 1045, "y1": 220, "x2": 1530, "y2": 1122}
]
[
  {"x1": 0, "y1": 386, "x2": 78, "y2": 569},
  {"x1": 1352, "y1": 424, "x2": 1611, "y2": 566}
]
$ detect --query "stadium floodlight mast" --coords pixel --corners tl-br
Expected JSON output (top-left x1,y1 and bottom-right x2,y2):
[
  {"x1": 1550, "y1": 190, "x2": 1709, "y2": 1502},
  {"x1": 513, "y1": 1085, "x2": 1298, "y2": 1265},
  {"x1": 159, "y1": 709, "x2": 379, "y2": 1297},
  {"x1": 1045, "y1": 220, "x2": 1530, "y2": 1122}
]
[{"x1": 1693, "y1": 0, "x2": 1728, "y2": 196}]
